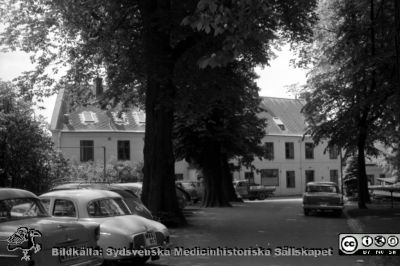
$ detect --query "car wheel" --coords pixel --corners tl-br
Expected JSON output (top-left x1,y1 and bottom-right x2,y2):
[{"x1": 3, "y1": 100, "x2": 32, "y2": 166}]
[
  {"x1": 304, "y1": 209, "x2": 310, "y2": 216},
  {"x1": 258, "y1": 192, "x2": 266, "y2": 200}
]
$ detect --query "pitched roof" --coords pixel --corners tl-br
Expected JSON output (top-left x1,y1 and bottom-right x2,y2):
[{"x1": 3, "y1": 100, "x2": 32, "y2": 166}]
[
  {"x1": 50, "y1": 90, "x2": 145, "y2": 132},
  {"x1": 259, "y1": 97, "x2": 306, "y2": 136},
  {"x1": 51, "y1": 90, "x2": 306, "y2": 135}
]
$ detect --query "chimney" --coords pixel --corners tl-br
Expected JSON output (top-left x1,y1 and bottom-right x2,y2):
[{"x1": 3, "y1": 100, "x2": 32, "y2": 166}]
[{"x1": 95, "y1": 77, "x2": 103, "y2": 99}]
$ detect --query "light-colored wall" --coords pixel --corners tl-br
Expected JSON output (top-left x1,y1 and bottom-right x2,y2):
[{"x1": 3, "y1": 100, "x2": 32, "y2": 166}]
[
  {"x1": 54, "y1": 132, "x2": 341, "y2": 196},
  {"x1": 232, "y1": 135, "x2": 342, "y2": 196},
  {"x1": 54, "y1": 131, "x2": 189, "y2": 176}
]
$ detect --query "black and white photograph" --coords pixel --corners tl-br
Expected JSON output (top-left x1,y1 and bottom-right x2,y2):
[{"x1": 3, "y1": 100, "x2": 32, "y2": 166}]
[{"x1": 1, "y1": 0, "x2": 399, "y2": 265}]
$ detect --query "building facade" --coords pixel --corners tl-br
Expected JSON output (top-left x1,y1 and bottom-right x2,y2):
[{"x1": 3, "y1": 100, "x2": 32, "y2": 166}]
[
  {"x1": 232, "y1": 97, "x2": 342, "y2": 195},
  {"x1": 50, "y1": 90, "x2": 343, "y2": 196}
]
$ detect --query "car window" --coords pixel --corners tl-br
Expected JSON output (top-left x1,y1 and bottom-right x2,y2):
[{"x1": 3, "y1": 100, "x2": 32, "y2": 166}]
[
  {"x1": 87, "y1": 198, "x2": 130, "y2": 217},
  {"x1": 307, "y1": 185, "x2": 338, "y2": 193},
  {"x1": 0, "y1": 198, "x2": 48, "y2": 222},
  {"x1": 53, "y1": 199, "x2": 77, "y2": 217}
]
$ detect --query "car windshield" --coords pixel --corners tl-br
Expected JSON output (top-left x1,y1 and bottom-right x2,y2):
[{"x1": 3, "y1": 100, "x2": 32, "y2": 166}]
[
  {"x1": 87, "y1": 198, "x2": 130, "y2": 217},
  {"x1": 307, "y1": 185, "x2": 338, "y2": 193},
  {"x1": 0, "y1": 198, "x2": 48, "y2": 222}
]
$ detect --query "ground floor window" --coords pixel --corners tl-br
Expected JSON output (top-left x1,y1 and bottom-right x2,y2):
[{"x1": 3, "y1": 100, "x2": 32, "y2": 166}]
[
  {"x1": 367, "y1": 175, "x2": 374, "y2": 185},
  {"x1": 286, "y1": 171, "x2": 295, "y2": 188},
  {"x1": 305, "y1": 170, "x2": 314, "y2": 184},
  {"x1": 260, "y1": 169, "x2": 279, "y2": 186},
  {"x1": 80, "y1": 140, "x2": 94, "y2": 162},
  {"x1": 245, "y1": 172, "x2": 254, "y2": 184},
  {"x1": 330, "y1": 169, "x2": 339, "y2": 184}
]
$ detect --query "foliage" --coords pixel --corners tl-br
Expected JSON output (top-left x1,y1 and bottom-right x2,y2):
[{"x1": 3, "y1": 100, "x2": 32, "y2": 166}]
[
  {"x1": 173, "y1": 61, "x2": 266, "y2": 206},
  {"x1": 301, "y1": 0, "x2": 399, "y2": 208},
  {"x1": 0, "y1": 80, "x2": 69, "y2": 194},
  {"x1": 0, "y1": 0, "x2": 317, "y2": 217},
  {"x1": 53, "y1": 159, "x2": 144, "y2": 186}
]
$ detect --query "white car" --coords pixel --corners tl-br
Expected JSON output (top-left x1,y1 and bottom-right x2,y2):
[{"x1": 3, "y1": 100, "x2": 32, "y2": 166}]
[
  {"x1": 40, "y1": 189, "x2": 169, "y2": 265},
  {"x1": 0, "y1": 188, "x2": 102, "y2": 266}
]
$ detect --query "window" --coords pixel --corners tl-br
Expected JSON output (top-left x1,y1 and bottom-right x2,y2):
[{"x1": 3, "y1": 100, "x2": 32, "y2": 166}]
[
  {"x1": 260, "y1": 169, "x2": 279, "y2": 186},
  {"x1": 273, "y1": 117, "x2": 285, "y2": 131},
  {"x1": 367, "y1": 175, "x2": 374, "y2": 185},
  {"x1": 79, "y1": 111, "x2": 98, "y2": 124},
  {"x1": 117, "y1": 140, "x2": 130, "y2": 161},
  {"x1": 87, "y1": 198, "x2": 130, "y2": 217},
  {"x1": 245, "y1": 172, "x2": 254, "y2": 184},
  {"x1": 286, "y1": 171, "x2": 295, "y2": 188},
  {"x1": 112, "y1": 111, "x2": 129, "y2": 125},
  {"x1": 175, "y1": 174, "x2": 184, "y2": 180},
  {"x1": 329, "y1": 146, "x2": 339, "y2": 159},
  {"x1": 305, "y1": 143, "x2": 314, "y2": 159},
  {"x1": 379, "y1": 174, "x2": 385, "y2": 179},
  {"x1": 330, "y1": 169, "x2": 339, "y2": 184},
  {"x1": 285, "y1": 142, "x2": 294, "y2": 159},
  {"x1": 305, "y1": 170, "x2": 315, "y2": 184},
  {"x1": 133, "y1": 111, "x2": 146, "y2": 124},
  {"x1": 264, "y1": 142, "x2": 274, "y2": 160},
  {"x1": 306, "y1": 184, "x2": 338, "y2": 193},
  {"x1": 53, "y1": 199, "x2": 76, "y2": 217},
  {"x1": 80, "y1": 140, "x2": 94, "y2": 162}
]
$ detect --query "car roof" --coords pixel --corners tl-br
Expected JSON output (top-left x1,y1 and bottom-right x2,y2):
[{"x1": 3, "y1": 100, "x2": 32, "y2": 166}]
[
  {"x1": 0, "y1": 188, "x2": 38, "y2": 200},
  {"x1": 40, "y1": 189, "x2": 122, "y2": 202},
  {"x1": 306, "y1": 181, "x2": 338, "y2": 186}
]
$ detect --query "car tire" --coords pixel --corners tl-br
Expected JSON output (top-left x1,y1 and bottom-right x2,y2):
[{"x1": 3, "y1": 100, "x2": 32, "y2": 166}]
[
  {"x1": 257, "y1": 192, "x2": 266, "y2": 200},
  {"x1": 304, "y1": 209, "x2": 310, "y2": 216}
]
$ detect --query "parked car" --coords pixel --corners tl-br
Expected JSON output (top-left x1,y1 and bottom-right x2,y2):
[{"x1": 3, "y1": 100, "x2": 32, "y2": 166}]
[
  {"x1": 51, "y1": 183, "x2": 153, "y2": 220},
  {"x1": 175, "y1": 181, "x2": 203, "y2": 203},
  {"x1": 0, "y1": 188, "x2": 102, "y2": 266},
  {"x1": 302, "y1": 182, "x2": 344, "y2": 216},
  {"x1": 39, "y1": 189, "x2": 169, "y2": 265},
  {"x1": 112, "y1": 182, "x2": 190, "y2": 209},
  {"x1": 233, "y1": 180, "x2": 276, "y2": 200}
]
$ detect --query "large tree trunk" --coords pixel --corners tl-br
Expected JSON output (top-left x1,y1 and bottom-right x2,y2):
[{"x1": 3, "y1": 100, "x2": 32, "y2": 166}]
[
  {"x1": 356, "y1": 129, "x2": 370, "y2": 209},
  {"x1": 139, "y1": 0, "x2": 185, "y2": 226},
  {"x1": 200, "y1": 143, "x2": 231, "y2": 207},
  {"x1": 221, "y1": 156, "x2": 242, "y2": 202}
]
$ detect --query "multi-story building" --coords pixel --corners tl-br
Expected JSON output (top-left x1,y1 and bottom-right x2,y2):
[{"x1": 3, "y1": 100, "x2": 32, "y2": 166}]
[
  {"x1": 50, "y1": 90, "x2": 343, "y2": 196},
  {"x1": 232, "y1": 97, "x2": 342, "y2": 195}
]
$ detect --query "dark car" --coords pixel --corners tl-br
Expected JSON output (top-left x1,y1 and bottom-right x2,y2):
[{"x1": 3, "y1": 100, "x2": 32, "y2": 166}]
[
  {"x1": 51, "y1": 183, "x2": 153, "y2": 220},
  {"x1": 175, "y1": 181, "x2": 203, "y2": 203},
  {"x1": 303, "y1": 182, "x2": 344, "y2": 216},
  {"x1": 112, "y1": 182, "x2": 191, "y2": 209}
]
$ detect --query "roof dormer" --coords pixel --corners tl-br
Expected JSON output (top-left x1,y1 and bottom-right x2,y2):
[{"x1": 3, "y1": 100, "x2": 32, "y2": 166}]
[
  {"x1": 79, "y1": 111, "x2": 98, "y2": 124},
  {"x1": 272, "y1": 117, "x2": 285, "y2": 131},
  {"x1": 111, "y1": 111, "x2": 129, "y2": 125},
  {"x1": 132, "y1": 111, "x2": 146, "y2": 125}
]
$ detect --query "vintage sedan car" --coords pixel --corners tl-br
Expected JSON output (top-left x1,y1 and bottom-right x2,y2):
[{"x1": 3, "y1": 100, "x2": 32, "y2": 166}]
[
  {"x1": 39, "y1": 189, "x2": 169, "y2": 265},
  {"x1": 112, "y1": 182, "x2": 190, "y2": 209},
  {"x1": 0, "y1": 188, "x2": 102, "y2": 266},
  {"x1": 303, "y1": 182, "x2": 344, "y2": 216},
  {"x1": 51, "y1": 183, "x2": 153, "y2": 220}
]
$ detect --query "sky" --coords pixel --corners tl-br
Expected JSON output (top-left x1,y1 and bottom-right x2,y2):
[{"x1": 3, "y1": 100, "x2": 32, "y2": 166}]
[{"x1": 0, "y1": 45, "x2": 307, "y2": 123}]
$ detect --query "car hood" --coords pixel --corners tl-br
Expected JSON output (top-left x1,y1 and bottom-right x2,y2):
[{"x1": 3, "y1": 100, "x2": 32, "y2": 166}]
[{"x1": 88, "y1": 215, "x2": 168, "y2": 235}]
